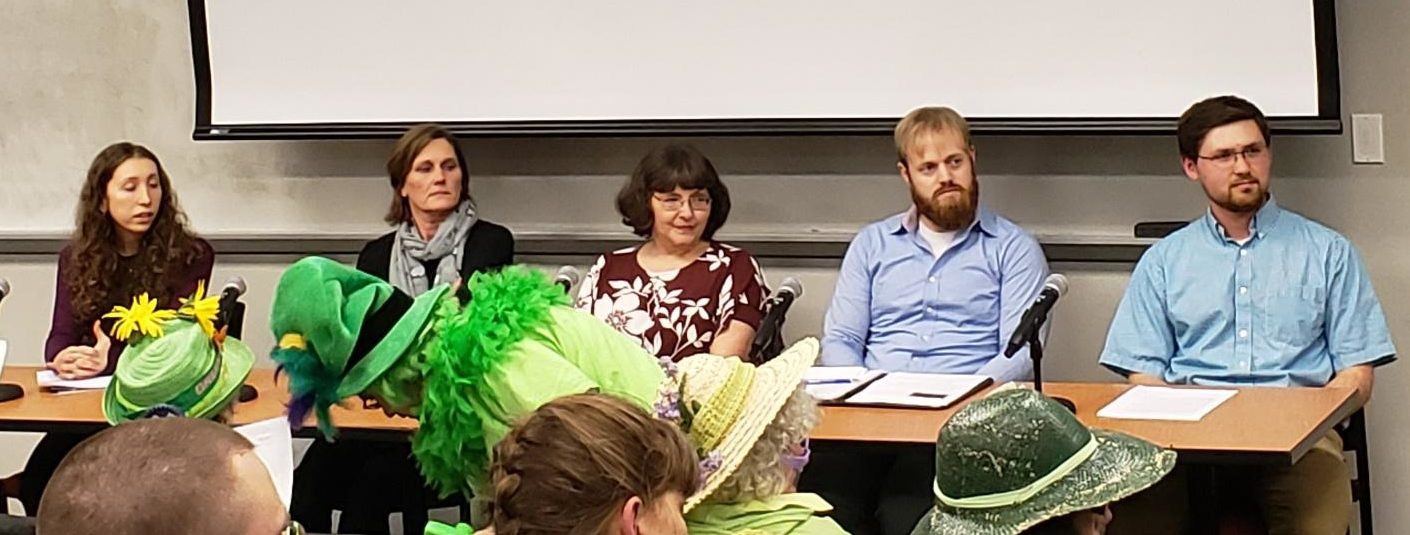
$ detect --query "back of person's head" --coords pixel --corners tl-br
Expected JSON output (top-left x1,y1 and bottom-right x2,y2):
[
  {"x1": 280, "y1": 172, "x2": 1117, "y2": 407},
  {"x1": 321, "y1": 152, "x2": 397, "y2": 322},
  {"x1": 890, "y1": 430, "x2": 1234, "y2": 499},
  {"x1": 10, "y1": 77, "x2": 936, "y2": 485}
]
[
  {"x1": 491, "y1": 393, "x2": 698, "y2": 535},
  {"x1": 37, "y1": 418, "x2": 287, "y2": 535}
]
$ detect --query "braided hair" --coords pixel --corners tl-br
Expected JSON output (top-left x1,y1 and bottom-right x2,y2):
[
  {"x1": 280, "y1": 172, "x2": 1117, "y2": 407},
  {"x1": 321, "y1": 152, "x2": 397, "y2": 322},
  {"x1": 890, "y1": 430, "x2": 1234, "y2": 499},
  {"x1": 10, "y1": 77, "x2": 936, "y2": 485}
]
[{"x1": 490, "y1": 394, "x2": 698, "y2": 535}]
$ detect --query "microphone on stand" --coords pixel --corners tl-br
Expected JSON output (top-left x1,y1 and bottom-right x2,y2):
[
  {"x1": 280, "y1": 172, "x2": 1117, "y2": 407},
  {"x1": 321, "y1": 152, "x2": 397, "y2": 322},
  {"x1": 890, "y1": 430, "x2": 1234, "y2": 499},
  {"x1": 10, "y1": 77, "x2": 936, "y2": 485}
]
[
  {"x1": 749, "y1": 277, "x2": 803, "y2": 362},
  {"x1": 214, "y1": 277, "x2": 258, "y2": 403},
  {"x1": 553, "y1": 266, "x2": 582, "y2": 295},
  {"x1": 0, "y1": 278, "x2": 24, "y2": 403},
  {"x1": 1003, "y1": 274, "x2": 1072, "y2": 412}
]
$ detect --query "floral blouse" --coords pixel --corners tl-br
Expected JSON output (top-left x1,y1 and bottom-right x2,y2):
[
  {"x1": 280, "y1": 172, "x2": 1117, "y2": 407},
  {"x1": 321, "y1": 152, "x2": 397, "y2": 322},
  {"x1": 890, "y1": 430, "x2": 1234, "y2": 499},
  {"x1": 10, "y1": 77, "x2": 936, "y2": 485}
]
[{"x1": 576, "y1": 242, "x2": 769, "y2": 361}]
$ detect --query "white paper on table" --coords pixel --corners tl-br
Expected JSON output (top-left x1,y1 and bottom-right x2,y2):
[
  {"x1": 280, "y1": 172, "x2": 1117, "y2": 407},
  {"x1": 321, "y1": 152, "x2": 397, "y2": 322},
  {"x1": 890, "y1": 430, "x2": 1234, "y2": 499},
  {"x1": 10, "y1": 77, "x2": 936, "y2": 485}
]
[
  {"x1": 35, "y1": 369, "x2": 112, "y2": 390},
  {"x1": 1096, "y1": 385, "x2": 1237, "y2": 422},
  {"x1": 803, "y1": 367, "x2": 886, "y2": 401},
  {"x1": 844, "y1": 372, "x2": 990, "y2": 409},
  {"x1": 0, "y1": 339, "x2": 8, "y2": 372},
  {"x1": 235, "y1": 417, "x2": 295, "y2": 507}
]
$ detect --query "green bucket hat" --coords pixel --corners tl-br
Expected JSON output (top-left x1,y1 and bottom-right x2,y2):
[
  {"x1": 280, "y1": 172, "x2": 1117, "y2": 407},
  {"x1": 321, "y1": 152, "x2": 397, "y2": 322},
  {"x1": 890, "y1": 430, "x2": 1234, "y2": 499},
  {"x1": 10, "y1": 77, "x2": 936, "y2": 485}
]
[
  {"x1": 269, "y1": 256, "x2": 450, "y2": 435},
  {"x1": 104, "y1": 318, "x2": 255, "y2": 423},
  {"x1": 912, "y1": 388, "x2": 1177, "y2": 535}
]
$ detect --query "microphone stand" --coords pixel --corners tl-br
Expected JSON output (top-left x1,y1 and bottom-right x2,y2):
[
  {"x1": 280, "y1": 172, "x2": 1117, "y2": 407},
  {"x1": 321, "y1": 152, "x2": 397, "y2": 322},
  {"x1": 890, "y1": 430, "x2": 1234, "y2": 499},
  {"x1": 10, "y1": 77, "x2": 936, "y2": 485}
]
[{"x1": 1015, "y1": 313, "x2": 1076, "y2": 413}]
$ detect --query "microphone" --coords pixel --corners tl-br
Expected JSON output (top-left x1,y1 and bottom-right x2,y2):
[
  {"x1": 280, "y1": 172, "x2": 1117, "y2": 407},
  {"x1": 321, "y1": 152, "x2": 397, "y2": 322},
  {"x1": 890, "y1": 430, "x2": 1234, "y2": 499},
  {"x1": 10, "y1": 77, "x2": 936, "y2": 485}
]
[
  {"x1": 749, "y1": 277, "x2": 804, "y2": 362},
  {"x1": 1003, "y1": 274, "x2": 1069, "y2": 359},
  {"x1": 0, "y1": 278, "x2": 9, "y2": 305},
  {"x1": 553, "y1": 266, "x2": 582, "y2": 294},
  {"x1": 217, "y1": 277, "x2": 248, "y2": 338}
]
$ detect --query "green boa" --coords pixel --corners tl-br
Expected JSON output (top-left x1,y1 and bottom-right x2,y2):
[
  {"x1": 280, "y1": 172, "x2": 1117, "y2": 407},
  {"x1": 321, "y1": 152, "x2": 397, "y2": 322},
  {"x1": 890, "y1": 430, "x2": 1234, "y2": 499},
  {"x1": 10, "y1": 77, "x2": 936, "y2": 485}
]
[{"x1": 412, "y1": 266, "x2": 568, "y2": 497}]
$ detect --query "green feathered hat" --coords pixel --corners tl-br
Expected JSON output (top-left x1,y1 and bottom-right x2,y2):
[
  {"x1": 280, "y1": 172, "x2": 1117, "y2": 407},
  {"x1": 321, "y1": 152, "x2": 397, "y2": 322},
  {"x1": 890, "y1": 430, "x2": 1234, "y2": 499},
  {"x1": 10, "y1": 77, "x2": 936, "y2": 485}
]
[{"x1": 269, "y1": 256, "x2": 451, "y2": 436}]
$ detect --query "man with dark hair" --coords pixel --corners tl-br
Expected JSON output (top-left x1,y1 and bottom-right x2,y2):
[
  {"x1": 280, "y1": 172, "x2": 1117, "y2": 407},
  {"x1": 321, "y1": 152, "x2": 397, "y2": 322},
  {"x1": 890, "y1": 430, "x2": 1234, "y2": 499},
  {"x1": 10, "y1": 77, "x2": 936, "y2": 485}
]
[
  {"x1": 1099, "y1": 95, "x2": 1396, "y2": 533},
  {"x1": 36, "y1": 418, "x2": 290, "y2": 535}
]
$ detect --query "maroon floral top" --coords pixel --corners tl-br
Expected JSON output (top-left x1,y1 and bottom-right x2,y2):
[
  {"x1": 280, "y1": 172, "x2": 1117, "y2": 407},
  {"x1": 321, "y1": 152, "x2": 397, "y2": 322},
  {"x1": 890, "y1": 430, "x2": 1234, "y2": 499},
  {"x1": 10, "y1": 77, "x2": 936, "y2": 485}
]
[{"x1": 576, "y1": 242, "x2": 769, "y2": 361}]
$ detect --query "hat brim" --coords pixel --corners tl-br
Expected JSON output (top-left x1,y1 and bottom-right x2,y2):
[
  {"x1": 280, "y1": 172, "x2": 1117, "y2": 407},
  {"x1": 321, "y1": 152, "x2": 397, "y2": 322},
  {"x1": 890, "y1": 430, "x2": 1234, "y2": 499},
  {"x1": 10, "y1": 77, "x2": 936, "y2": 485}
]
[
  {"x1": 335, "y1": 284, "x2": 451, "y2": 398},
  {"x1": 684, "y1": 337, "x2": 820, "y2": 512},
  {"x1": 912, "y1": 429, "x2": 1177, "y2": 535},
  {"x1": 103, "y1": 337, "x2": 257, "y2": 424}
]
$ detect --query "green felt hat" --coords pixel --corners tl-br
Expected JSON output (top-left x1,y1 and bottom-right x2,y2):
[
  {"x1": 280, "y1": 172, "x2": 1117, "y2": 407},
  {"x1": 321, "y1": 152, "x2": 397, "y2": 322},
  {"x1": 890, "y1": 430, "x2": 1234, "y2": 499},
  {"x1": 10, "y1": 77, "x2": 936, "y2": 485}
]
[
  {"x1": 103, "y1": 318, "x2": 255, "y2": 423},
  {"x1": 269, "y1": 256, "x2": 450, "y2": 435},
  {"x1": 912, "y1": 388, "x2": 1177, "y2": 535}
]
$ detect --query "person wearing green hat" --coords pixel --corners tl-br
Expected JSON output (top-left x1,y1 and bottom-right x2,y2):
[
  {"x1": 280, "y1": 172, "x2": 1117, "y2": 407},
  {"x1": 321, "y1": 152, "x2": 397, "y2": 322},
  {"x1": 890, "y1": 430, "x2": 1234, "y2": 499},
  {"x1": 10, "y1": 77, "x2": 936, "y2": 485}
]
[
  {"x1": 102, "y1": 282, "x2": 255, "y2": 423},
  {"x1": 911, "y1": 388, "x2": 1176, "y2": 535},
  {"x1": 269, "y1": 256, "x2": 667, "y2": 522}
]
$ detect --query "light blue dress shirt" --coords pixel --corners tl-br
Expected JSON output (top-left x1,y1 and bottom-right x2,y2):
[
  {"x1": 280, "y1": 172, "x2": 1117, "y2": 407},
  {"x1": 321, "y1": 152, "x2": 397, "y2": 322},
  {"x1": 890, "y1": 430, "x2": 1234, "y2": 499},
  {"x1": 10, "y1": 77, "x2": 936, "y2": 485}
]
[
  {"x1": 1100, "y1": 199, "x2": 1396, "y2": 386},
  {"x1": 821, "y1": 206, "x2": 1050, "y2": 382}
]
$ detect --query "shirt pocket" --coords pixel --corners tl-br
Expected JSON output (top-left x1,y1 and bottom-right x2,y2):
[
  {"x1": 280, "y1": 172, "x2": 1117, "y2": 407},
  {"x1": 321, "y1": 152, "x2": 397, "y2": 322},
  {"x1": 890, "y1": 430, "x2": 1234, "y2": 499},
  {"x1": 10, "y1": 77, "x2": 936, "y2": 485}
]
[{"x1": 1264, "y1": 287, "x2": 1325, "y2": 348}]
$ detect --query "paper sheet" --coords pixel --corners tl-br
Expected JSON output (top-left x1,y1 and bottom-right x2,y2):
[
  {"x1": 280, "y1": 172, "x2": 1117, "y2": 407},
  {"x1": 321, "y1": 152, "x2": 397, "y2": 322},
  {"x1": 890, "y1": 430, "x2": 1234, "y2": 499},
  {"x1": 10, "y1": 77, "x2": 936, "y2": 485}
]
[
  {"x1": 1096, "y1": 385, "x2": 1237, "y2": 422},
  {"x1": 0, "y1": 339, "x2": 8, "y2": 372},
  {"x1": 235, "y1": 417, "x2": 295, "y2": 507},
  {"x1": 845, "y1": 372, "x2": 990, "y2": 409},
  {"x1": 35, "y1": 369, "x2": 112, "y2": 390},
  {"x1": 804, "y1": 367, "x2": 886, "y2": 401}
]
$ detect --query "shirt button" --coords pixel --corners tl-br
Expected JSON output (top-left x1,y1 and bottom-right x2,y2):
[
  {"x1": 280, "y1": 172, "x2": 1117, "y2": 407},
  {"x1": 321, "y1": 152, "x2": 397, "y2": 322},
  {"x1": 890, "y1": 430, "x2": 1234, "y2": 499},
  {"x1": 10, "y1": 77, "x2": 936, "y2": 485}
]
[
  {"x1": 1239, "y1": 286, "x2": 1248, "y2": 295},
  {"x1": 1239, "y1": 249, "x2": 1248, "y2": 257},
  {"x1": 1238, "y1": 329, "x2": 1248, "y2": 338},
  {"x1": 928, "y1": 276, "x2": 937, "y2": 283}
]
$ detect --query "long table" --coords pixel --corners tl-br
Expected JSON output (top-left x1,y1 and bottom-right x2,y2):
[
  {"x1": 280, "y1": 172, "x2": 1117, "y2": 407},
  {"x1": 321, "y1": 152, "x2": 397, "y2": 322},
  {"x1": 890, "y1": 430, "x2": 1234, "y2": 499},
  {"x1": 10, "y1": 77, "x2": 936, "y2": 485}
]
[{"x1": 0, "y1": 367, "x2": 1356, "y2": 465}]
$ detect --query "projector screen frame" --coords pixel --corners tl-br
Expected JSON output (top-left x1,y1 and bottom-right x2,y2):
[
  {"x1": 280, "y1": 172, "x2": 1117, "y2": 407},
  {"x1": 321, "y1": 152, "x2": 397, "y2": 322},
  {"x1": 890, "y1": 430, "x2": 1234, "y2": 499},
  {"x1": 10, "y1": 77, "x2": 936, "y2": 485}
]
[{"x1": 186, "y1": 0, "x2": 1342, "y2": 140}]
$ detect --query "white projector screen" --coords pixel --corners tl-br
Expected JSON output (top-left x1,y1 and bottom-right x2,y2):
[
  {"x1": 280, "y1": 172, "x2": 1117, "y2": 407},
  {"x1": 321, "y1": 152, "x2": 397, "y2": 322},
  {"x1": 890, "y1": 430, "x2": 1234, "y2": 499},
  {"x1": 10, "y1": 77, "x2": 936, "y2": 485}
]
[{"x1": 188, "y1": 0, "x2": 1340, "y2": 138}]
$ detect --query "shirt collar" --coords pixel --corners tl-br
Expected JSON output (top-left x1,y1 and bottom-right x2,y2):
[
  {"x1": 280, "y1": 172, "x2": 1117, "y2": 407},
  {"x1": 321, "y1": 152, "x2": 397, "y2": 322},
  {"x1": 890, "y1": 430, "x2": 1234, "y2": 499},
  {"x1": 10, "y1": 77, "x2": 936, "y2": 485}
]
[
  {"x1": 1202, "y1": 196, "x2": 1283, "y2": 243},
  {"x1": 892, "y1": 205, "x2": 997, "y2": 237}
]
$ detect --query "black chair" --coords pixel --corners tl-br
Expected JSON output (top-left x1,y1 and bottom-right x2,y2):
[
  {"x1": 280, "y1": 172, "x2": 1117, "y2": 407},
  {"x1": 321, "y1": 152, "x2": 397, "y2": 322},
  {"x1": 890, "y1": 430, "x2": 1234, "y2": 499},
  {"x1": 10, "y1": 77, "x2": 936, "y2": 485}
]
[{"x1": 1340, "y1": 409, "x2": 1373, "y2": 535}]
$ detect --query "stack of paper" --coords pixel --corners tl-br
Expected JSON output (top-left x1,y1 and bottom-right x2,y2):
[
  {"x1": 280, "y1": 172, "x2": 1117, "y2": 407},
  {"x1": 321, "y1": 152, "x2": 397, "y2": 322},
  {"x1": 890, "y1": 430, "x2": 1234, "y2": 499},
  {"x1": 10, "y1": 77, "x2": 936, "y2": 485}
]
[
  {"x1": 845, "y1": 372, "x2": 991, "y2": 409},
  {"x1": 36, "y1": 369, "x2": 112, "y2": 391},
  {"x1": 1096, "y1": 385, "x2": 1237, "y2": 421},
  {"x1": 804, "y1": 366, "x2": 885, "y2": 402}
]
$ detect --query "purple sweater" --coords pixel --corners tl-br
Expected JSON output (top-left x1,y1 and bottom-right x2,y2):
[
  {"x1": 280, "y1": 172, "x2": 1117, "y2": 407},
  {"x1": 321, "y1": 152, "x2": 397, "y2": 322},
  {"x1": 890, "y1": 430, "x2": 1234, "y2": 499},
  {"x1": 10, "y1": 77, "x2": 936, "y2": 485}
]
[{"x1": 44, "y1": 240, "x2": 214, "y2": 376}]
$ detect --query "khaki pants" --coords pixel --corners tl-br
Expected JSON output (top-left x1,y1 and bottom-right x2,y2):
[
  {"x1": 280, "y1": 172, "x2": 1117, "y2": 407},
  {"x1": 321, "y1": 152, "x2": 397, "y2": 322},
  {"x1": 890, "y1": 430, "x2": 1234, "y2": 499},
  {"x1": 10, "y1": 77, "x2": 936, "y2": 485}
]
[{"x1": 1108, "y1": 431, "x2": 1350, "y2": 535}]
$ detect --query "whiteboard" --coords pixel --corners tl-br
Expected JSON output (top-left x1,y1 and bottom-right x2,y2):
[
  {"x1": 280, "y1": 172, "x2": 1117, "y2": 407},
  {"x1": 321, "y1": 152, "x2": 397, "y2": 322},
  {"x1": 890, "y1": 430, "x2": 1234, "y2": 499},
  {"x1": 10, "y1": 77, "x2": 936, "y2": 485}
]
[{"x1": 191, "y1": 0, "x2": 1336, "y2": 136}]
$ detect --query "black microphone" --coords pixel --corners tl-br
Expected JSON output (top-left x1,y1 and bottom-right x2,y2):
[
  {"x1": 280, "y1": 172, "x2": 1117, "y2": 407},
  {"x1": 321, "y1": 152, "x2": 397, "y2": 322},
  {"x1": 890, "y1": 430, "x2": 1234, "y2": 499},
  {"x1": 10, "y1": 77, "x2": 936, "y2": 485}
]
[
  {"x1": 0, "y1": 278, "x2": 22, "y2": 403},
  {"x1": 553, "y1": 266, "x2": 582, "y2": 294},
  {"x1": 749, "y1": 277, "x2": 803, "y2": 361},
  {"x1": 217, "y1": 277, "x2": 247, "y2": 338},
  {"x1": 1003, "y1": 274, "x2": 1069, "y2": 358}
]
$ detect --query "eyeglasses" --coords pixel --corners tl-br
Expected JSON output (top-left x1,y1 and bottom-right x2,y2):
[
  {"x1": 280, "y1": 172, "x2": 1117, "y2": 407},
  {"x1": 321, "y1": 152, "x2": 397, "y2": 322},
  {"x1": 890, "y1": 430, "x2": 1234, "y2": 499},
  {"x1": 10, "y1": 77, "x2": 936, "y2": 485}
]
[
  {"x1": 1197, "y1": 144, "x2": 1269, "y2": 169},
  {"x1": 652, "y1": 193, "x2": 711, "y2": 212}
]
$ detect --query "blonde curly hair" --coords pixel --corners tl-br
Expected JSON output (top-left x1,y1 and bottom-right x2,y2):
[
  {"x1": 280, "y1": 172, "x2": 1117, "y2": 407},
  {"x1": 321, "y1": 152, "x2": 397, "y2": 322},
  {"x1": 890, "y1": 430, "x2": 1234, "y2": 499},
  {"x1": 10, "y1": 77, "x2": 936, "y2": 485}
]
[{"x1": 708, "y1": 385, "x2": 819, "y2": 503}]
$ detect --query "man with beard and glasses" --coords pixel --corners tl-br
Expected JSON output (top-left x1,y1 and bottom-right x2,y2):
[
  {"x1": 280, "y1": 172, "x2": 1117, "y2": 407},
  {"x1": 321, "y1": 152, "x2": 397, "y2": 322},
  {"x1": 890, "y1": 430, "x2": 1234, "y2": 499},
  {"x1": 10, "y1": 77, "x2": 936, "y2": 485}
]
[
  {"x1": 803, "y1": 107, "x2": 1049, "y2": 535},
  {"x1": 1098, "y1": 96, "x2": 1395, "y2": 534}
]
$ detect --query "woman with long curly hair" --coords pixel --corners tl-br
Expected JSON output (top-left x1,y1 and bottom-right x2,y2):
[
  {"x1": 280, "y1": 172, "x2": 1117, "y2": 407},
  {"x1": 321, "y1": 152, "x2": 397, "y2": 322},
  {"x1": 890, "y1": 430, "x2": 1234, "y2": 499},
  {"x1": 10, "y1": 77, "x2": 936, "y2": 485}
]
[{"x1": 20, "y1": 141, "x2": 213, "y2": 515}]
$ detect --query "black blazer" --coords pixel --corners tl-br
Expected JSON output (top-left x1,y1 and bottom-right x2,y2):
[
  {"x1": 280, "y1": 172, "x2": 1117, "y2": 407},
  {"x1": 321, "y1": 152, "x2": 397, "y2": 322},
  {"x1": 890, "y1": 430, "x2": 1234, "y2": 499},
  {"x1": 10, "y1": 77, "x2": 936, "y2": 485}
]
[{"x1": 356, "y1": 220, "x2": 515, "y2": 285}]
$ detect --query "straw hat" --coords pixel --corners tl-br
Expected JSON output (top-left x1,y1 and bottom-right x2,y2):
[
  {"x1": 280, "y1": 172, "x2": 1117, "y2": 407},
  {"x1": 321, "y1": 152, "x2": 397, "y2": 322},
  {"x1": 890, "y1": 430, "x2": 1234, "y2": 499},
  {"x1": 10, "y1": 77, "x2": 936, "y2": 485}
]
[
  {"x1": 675, "y1": 337, "x2": 819, "y2": 511},
  {"x1": 913, "y1": 388, "x2": 1177, "y2": 535}
]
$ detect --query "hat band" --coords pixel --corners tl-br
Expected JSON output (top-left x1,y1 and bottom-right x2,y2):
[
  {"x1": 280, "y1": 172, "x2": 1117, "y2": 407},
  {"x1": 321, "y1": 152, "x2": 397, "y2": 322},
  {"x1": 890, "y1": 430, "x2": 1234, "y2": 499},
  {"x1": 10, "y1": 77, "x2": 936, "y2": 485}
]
[
  {"x1": 346, "y1": 288, "x2": 413, "y2": 373},
  {"x1": 689, "y1": 362, "x2": 756, "y2": 453},
  {"x1": 116, "y1": 349, "x2": 224, "y2": 418},
  {"x1": 933, "y1": 434, "x2": 1098, "y2": 509}
]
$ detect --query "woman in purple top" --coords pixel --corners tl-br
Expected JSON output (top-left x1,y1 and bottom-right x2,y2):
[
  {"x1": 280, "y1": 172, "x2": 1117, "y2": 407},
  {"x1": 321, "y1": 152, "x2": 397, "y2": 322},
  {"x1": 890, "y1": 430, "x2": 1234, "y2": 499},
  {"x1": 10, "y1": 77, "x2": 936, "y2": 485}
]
[{"x1": 21, "y1": 142, "x2": 213, "y2": 514}]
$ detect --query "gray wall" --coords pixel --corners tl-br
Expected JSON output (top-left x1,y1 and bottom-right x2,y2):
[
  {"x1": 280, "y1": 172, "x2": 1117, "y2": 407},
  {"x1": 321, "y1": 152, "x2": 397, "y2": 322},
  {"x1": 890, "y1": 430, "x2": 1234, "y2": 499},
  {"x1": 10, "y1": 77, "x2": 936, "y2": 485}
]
[{"x1": 2, "y1": 1, "x2": 1408, "y2": 530}]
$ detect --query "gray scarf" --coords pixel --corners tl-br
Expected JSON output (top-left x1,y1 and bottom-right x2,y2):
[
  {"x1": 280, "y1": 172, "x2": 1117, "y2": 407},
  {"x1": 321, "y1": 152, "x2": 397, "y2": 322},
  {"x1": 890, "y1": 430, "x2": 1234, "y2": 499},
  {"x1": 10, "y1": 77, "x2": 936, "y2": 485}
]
[{"x1": 389, "y1": 200, "x2": 479, "y2": 296}]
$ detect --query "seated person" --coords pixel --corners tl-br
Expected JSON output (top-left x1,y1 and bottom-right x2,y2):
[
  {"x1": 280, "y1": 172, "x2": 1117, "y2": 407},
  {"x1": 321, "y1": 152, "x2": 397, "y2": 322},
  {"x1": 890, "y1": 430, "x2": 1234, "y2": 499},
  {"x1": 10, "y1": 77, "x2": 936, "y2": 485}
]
[
  {"x1": 1098, "y1": 96, "x2": 1396, "y2": 534},
  {"x1": 576, "y1": 144, "x2": 768, "y2": 361},
  {"x1": 295, "y1": 123, "x2": 514, "y2": 534},
  {"x1": 671, "y1": 343, "x2": 847, "y2": 534},
  {"x1": 35, "y1": 417, "x2": 291, "y2": 535},
  {"x1": 270, "y1": 257, "x2": 673, "y2": 521},
  {"x1": 912, "y1": 388, "x2": 1175, "y2": 535},
  {"x1": 24, "y1": 141, "x2": 214, "y2": 514},
  {"x1": 430, "y1": 393, "x2": 698, "y2": 534},
  {"x1": 101, "y1": 283, "x2": 254, "y2": 424},
  {"x1": 808, "y1": 107, "x2": 1049, "y2": 535}
]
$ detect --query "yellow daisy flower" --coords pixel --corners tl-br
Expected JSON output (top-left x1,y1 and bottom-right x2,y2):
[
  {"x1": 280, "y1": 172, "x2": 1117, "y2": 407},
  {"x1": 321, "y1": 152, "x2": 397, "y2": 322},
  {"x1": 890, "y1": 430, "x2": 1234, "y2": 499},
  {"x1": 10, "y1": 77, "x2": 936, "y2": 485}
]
[
  {"x1": 103, "y1": 293, "x2": 178, "y2": 341},
  {"x1": 179, "y1": 280, "x2": 221, "y2": 338}
]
